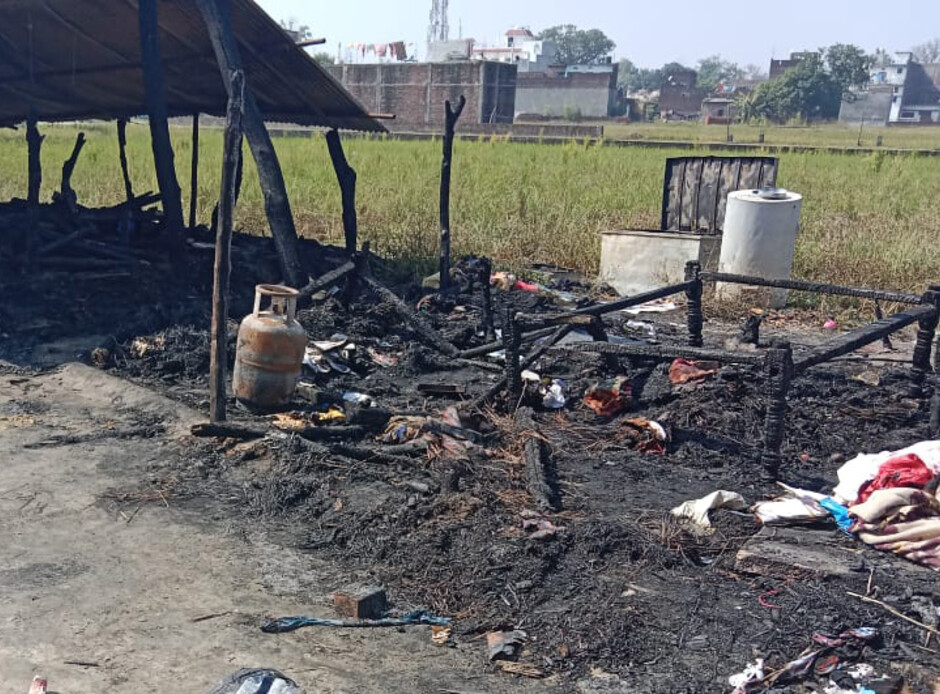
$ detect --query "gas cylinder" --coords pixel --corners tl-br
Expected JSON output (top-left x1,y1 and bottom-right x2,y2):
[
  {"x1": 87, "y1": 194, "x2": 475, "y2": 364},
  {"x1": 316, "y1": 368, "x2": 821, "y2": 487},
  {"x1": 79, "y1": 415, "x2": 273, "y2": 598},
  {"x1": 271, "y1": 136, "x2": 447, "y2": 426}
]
[{"x1": 232, "y1": 284, "x2": 306, "y2": 410}]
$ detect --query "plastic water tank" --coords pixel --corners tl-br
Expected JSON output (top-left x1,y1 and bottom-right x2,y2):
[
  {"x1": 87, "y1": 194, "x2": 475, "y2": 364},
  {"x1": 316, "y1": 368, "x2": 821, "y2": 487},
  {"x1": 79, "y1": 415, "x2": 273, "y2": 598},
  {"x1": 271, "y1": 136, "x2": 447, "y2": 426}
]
[{"x1": 717, "y1": 188, "x2": 802, "y2": 308}]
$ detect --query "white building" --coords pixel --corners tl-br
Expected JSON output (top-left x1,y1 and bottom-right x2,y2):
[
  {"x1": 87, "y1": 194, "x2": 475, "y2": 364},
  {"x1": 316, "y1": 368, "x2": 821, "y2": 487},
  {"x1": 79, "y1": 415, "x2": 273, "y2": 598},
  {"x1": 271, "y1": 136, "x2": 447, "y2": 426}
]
[{"x1": 472, "y1": 27, "x2": 557, "y2": 72}]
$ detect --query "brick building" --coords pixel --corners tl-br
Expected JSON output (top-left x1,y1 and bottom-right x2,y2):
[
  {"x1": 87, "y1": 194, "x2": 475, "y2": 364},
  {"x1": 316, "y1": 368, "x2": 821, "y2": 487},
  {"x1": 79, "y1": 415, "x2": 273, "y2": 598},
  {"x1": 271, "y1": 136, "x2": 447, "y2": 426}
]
[
  {"x1": 659, "y1": 69, "x2": 706, "y2": 120},
  {"x1": 327, "y1": 62, "x2": 517, "y2": 128}
]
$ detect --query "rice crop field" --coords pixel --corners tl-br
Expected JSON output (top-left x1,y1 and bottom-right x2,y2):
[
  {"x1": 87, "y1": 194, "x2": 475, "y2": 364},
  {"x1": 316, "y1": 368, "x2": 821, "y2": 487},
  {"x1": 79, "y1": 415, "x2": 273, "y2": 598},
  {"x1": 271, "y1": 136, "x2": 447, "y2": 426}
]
[{"x1": 2, "y1": 122, "x2": 940, "y2": 294}]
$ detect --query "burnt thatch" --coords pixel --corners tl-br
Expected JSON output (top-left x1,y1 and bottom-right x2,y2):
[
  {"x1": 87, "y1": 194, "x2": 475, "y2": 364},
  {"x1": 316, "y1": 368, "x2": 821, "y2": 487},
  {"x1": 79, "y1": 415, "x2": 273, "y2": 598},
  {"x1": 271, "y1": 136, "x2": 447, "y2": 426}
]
[{"x1": 0, "y1": 0, "x2": 383, "y2": 132}]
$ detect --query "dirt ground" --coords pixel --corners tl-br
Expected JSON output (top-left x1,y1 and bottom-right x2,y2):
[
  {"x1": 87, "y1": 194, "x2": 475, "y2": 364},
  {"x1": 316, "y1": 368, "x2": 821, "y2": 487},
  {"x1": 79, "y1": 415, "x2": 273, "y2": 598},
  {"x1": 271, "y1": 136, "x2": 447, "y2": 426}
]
[
  {"x1": 0, "y1": 364, "x2": 551, "y2": 693},
  {"x1": 2, "y1": 242, "x2": 939, "y2": 694}
]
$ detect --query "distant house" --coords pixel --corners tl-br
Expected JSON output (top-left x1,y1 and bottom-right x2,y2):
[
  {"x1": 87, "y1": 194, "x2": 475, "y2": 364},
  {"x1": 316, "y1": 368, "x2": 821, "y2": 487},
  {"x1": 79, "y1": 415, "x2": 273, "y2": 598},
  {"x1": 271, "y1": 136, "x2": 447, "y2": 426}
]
[
  {"x1": 840, "y1": 52, "x2": 940, "y2": 125},
  {"x1": 769, "y1": 51, "x2": 816, "y2": 78},
  {"x1": 701, "y1": 97, "x2": 737, "y2": 125},
  {"x1": 659, "y1": 69, "x2": 706, "y2": 120},
  {"x1": 472, "y1": 27, "x2": 557, "y2": 73}
]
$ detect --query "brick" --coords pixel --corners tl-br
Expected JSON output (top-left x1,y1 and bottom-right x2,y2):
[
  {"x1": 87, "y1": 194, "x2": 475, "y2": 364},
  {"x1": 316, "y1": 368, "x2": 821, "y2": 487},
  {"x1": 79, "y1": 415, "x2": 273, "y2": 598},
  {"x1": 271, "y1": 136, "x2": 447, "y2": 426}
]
[{"x1": 332, "y1": 585, "x2": 387, "y2": 620}]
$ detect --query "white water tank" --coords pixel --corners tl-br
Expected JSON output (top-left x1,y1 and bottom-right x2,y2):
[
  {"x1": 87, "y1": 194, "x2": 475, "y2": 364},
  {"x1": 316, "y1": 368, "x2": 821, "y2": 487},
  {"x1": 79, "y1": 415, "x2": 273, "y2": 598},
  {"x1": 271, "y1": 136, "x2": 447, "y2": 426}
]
[{"x1": 716, "y1": 188, "x2": 802, "y2": 308}]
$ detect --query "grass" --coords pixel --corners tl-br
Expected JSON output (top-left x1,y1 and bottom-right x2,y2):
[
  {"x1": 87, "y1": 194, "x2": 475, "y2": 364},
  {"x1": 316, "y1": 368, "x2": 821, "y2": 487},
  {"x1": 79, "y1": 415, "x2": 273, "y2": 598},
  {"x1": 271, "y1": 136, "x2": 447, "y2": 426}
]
[
  {"x1": 2, "y1": 122, "x2": 940, "y2": 293},
  {"x1": 599, "y1": 121, "x2": 940, "y2": 151}
]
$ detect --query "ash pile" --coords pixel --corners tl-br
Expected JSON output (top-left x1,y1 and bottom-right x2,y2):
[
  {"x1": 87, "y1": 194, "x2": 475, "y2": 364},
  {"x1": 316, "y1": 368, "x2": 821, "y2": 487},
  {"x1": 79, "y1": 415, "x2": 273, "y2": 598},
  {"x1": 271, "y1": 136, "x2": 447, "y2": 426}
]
[{"x1": 90, "y1": 248, "x2": 940, "y2": 694}]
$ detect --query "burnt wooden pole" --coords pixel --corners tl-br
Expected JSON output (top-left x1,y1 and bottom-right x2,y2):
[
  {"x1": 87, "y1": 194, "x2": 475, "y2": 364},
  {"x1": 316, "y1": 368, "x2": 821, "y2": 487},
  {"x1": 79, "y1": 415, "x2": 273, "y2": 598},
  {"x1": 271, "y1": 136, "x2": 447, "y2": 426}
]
[
  {"x1": 210, "y1": 71, "x2": 245, "y2": 423},
  {"x1": 196, "y1": 0, "x2": 306, "y2": 288},
  {"x1": 760, "y1": 341, "x2": 793, "y2": 482},
  {"x1": 116, "y1": 119, "x2": 135, "y2": 202},
  {"x1": 25, "y1": 114, "x2": 43, "y2": 267},
  {"x1": 439, "y1": 95, "x2": 466, "y2": 292},
  {"x1": 138, "y1": 0, "x2": 185, "y2": 238},
  {"x1": 189, "y1": 113, "x2": 200, "y2": 229},
  {"x1": 325, "y1": 129, "x2": 358, "y2": 252},
  {"x1": 911, "y1": 288, "x2": 940, "y2": 397},
  {"x1": 684, "y1": 260, "x2": 703, "y2": 347}
]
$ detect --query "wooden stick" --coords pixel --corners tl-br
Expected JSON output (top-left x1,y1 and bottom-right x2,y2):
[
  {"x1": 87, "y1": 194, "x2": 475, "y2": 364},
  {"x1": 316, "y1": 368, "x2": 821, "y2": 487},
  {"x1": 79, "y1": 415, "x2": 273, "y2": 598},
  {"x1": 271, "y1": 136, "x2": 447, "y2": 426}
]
[
  {"x1": 325, "y1": 129, "x2": 357, "y2": 253},
  {"x1": 138, "y1": 0, "x2": 185, "y2": 237},
  {"x1": 438, "y1": 95, "x2": 466, "y2": 292},
  {"x1": 25, "y1": 114, "x2": 43, "y2": 268},
  {"x1": 847, "y1": 591, "x2": 940, "y2": 636},
  {"x1": 191, "y1": 421, "x2": 264, "y2": 439},
  {"x1": 60, "y1": 132, "x2": 86, "y2": 216},
  {"x1": 197, "y1": 0, "x2": 306, "y2": 287},
  {"x1": 117, "y1": 119, "x2": 135, "y2": 202},
  {"x1": 189, "y1": 113, "x2": 199, "y2": 228},
  {"x1": 210, "y1": 70, "x2": 244, "y2": 423},
  {"x1": 298, "y1": 259, "x2": 355, "y2": 298}
]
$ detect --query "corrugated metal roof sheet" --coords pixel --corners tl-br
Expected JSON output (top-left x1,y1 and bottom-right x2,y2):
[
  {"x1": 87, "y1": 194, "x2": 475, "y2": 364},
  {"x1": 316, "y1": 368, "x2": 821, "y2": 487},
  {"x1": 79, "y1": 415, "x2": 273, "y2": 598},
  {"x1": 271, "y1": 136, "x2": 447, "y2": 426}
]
[{"x1": 0, "y1": 0, "x2": 384, "y2": 132}]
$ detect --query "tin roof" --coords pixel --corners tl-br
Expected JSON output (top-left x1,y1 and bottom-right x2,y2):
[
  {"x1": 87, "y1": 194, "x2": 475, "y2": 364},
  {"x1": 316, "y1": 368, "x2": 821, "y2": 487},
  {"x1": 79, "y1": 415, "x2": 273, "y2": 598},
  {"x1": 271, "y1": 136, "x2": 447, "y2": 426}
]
[{"x1": 0, "y1": 0, "x2": 383, "y2": 132}]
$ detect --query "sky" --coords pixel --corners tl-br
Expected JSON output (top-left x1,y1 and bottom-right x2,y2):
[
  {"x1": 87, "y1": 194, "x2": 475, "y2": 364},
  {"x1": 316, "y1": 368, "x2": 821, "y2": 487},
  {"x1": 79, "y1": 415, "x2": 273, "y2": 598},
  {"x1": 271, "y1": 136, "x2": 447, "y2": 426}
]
[{"x1": 257, "y1": 0, "x2": 940, "y2": 69}]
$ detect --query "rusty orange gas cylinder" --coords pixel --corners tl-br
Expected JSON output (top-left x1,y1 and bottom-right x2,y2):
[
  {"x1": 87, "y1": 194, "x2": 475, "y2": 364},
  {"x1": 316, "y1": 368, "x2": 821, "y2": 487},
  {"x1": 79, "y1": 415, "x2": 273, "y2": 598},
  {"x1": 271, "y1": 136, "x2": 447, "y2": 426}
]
[{"x1": 232, "y1": 284, "x2": 306, "y2": 410}]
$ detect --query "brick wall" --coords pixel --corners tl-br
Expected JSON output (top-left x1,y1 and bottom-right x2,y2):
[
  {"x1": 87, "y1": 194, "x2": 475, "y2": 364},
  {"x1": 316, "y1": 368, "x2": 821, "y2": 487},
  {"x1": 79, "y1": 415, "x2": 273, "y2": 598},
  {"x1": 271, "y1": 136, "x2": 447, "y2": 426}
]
[{"x1": 326, "y1": 62, "x2": 516, "y2": 128}]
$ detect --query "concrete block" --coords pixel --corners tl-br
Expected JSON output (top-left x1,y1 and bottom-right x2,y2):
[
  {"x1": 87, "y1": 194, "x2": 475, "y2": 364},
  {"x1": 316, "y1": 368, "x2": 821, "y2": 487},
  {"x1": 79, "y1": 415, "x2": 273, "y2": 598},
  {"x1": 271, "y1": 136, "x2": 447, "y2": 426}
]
[
  {"x1": 332, "y1": 585, "x2": 387, "y2": 619},
  {"x1": 598, "y1": 229, "x2": 720, "y2": 297}
]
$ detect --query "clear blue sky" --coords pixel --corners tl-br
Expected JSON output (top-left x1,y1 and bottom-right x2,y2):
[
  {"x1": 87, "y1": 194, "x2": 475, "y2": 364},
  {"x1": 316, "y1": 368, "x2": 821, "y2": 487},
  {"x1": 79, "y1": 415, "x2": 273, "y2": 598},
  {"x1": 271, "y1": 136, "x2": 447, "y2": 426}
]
[{"x1": 257, "y1": 0, "x2": 939, "y2": 69}]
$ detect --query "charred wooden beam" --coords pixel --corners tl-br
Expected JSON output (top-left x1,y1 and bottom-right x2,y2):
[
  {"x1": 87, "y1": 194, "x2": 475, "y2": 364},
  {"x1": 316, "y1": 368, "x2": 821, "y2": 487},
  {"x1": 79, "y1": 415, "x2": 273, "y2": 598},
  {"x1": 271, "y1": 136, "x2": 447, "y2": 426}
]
[
  {"x1": 325, "y1": 129, "x2": 358, "y2": 253},
  {"x1": 299, "y1": 259, "x2": 356, "y2": 298},
  {"x1": 793, "y1": 304, "x2": 937, "y2": 376},
  {"x1": 685, "y1": 260, "x2": 704, "y2": 347},
  {"x1": 554, "y1": 340, "x2": 765, "y2": 365},
  {"x1": 515, "y1": 406, "x2": 559, "y2": 512},
  {"x1": 701, "y1": 271, "x2": 922, "y2": 305},
  {"x1": 191, "y1": 421, "x2": 265, "y2": 439},
  {"x1": 479, "y1": 257, "x2": 496, "y2": 340},
  {"x1": 209, "y1": 70, "x2": 245, "y2": 423},
  {"x1": 362, "y1": 274, "x2": 459, "y2": 357},
  {"x1": 911, "y1": 288, "x2": 940, "y2": 397},
  {"x1": 515, "y1": 281, "x2": 693, "y2": 326},
  {"x1": 117, "y1": 119, "x2": 135, "y2": 202},
  {"x1": 189, "y1": 113, "x2": 200, "y2": 229},
  {"x1": 470, "y1": 324, "x2": 573, "y2": 411},
  {"x1": 439, "y1": 95, "x2": 466, "y2": 292},
  {"x1": 457, "y1": 326, "x2": 558, "y2": 360},
  {"x1": 196, "y1": 0, "x2": 306, "y2": 287},
  {"x1": 760, "y1": 342, "x2": 793, "y2": 482},
  {"x1": 505, "y1": 307, "x2": 522, "y2": 399},
  {"x1": 138, "y1": 0, "x2": 185, "y2": 238}
]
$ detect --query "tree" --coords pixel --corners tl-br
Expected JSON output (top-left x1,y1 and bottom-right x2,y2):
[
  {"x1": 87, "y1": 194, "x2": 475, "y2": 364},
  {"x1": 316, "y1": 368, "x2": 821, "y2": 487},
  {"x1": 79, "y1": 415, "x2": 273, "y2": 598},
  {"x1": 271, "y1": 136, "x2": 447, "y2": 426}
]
[
  {"x1": 312, "y1": 52, "x2": 335, "y2": 65},
  {"x1": 536, "y1": 25, "x2": 615, "y2": 65},
  {"x1": 912, "y1": 39, "x2": 940, "y2": 63},
  {"x1": 825, "y1": 43, "x2": 873, "y2": 94},
  {"x1": 742, "y1": 63, "x2": 768, "y2": 80},
  {"x1": 696, "y1": 54, "x2": 744, "y2": 92},
  {"x1": 745, "y1": 54, "x2": 841, "y2": 123},
  {"x1": 279, "y1": 17, "x2": 311, "y2": 43}
]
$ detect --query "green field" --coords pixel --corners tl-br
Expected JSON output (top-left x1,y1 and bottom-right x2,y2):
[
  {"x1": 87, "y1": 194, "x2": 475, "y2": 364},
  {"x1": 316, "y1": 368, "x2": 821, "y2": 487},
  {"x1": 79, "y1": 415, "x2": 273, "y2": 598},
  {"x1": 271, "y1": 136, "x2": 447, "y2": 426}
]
[
  {"x1": 2, "y1": 122, "x2": 940, "y2": 294},
  {"x1": 600, "y1": 121, "x2": 940, "y2": 151}
]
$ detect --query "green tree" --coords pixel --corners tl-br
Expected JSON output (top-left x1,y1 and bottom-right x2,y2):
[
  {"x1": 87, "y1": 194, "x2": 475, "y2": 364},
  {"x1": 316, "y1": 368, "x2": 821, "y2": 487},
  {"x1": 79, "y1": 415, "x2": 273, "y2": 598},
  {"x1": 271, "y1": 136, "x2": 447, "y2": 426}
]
[
  {"x1": 746, "y1": 54, "x2": 841, "y2": 122},
  {"x1": 536, "y1": 25, "x2": 615, "y2": 65},
  {"x1": 312, "y1": 52, "x2": 335, "y2": 65},
  {"x1": 696, "y1": 54, "x2": 744, "y2": 92},
  {"x1": 825, "y1": 44, "x2": 873, "y2": 94}
]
